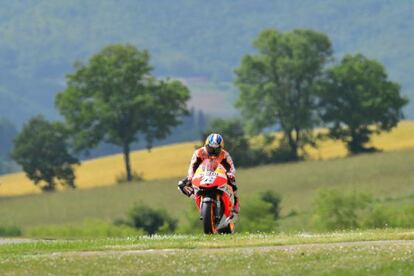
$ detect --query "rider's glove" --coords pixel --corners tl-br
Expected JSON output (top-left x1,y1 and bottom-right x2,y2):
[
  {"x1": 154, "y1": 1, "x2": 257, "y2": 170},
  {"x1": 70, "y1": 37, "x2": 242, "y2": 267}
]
[
  {"x1": 178, "y1": 177, "x2": 194, "y2": 197},
  {"x1": 226, "y1": 173, "x2": 238, "y2": 191},
  {"x1": 226, "y1": 172, "x2": 235, "y2": 181}
]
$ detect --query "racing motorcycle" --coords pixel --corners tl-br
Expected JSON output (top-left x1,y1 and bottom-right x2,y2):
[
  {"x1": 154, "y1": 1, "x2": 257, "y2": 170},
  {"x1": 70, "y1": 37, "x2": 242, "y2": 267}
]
[{"x1": 178, "y1": 159, "x2": 237, "y2": 234}]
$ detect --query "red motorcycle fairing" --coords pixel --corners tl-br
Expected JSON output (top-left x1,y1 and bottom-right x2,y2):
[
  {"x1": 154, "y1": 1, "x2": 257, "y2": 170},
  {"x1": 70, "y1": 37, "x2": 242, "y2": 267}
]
[
  {"x1": 191, "y1": 159, "x2": 235, "y2": 220},
  {"x1": 191, "y1": 159, "x2": 228, "y2": 188}
]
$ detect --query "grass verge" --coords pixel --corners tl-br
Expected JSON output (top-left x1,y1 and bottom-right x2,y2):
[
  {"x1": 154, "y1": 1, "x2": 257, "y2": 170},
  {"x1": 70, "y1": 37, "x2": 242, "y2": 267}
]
[{"x1": 0, "y1": 229, "x2": 414, "y2": 275}]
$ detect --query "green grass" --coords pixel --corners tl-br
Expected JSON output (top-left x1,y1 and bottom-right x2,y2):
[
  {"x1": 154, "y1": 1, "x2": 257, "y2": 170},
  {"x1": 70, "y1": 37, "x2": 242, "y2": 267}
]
[
  {"x1": 0, "y1": 149, "x2": 414, "y2": 234},
  {"x1": 3, "y1": 245, "x2": 413, "y2": 275},
  {"x1": 1, "y1": 230, "x2": 414, "y2": 275},
  {"x1": 26, "y1": 220, "x2": 142, "y2": 238},
  {"x1": 2, "y1": 229, "x2": 414, "y2": 254}
]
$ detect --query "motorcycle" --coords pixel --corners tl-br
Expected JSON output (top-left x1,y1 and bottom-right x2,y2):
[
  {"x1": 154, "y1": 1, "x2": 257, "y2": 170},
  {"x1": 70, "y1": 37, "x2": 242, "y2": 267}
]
[{"x1": 178, "y1": 158, "x2": 236, "y2": 234}]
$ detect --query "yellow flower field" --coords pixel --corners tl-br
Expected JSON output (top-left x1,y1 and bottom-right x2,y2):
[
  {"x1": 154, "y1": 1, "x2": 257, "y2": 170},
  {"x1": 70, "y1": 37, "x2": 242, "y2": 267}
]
[
  {"x1": 306, "y1": 121, "x2": 414, "y2": 159},
  {"x1": 0, "y1": 121, "x2": 413, "y2": 197},
  {"x1": 0, "y1": 143, "x2": 198, "y2": 196}
]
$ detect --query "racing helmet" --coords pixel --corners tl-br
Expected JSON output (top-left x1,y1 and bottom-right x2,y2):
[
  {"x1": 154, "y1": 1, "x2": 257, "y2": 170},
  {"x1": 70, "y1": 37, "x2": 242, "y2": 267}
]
[{"x1": 205, "y1": 133, "x2": 224, "y2": 156}]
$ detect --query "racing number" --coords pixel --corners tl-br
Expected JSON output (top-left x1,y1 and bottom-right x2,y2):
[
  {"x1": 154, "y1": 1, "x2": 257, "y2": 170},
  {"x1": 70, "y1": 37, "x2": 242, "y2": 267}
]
[{"x1": 201, "y1": 175, "x2": 215, "y2": 184}]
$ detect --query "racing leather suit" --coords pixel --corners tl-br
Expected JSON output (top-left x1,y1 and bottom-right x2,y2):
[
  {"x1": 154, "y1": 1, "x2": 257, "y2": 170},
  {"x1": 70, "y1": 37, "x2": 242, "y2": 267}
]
[
  {"x1": 188, "y1": 147, "x2": 235, "y2": 180},
  {"x1": 186, "y1": 147, "x2": 239, "y2": 213}
]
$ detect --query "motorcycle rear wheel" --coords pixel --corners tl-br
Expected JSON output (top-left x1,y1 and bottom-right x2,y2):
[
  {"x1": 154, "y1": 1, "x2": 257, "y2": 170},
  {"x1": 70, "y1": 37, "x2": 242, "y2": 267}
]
[{"x1": 201, "y1": 201, "x2": 217, "y2": 234}]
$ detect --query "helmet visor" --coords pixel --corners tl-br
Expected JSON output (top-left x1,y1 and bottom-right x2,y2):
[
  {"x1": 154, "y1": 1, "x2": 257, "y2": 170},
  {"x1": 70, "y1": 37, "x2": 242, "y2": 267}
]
[{"x1": 206, "y1": 144, "x2": 221, "y2": 156}]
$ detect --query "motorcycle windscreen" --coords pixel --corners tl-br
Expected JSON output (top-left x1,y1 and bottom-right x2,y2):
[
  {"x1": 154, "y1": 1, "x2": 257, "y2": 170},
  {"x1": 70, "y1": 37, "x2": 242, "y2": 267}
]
[{"x1": 192, "y1": 159, "x2": 227, "y2": 187}]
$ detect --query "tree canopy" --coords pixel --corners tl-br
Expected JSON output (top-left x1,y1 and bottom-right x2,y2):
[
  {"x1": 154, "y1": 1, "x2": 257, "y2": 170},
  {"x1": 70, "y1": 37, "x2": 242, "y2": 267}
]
[
  {"x1": 12, "y1": 116, "x2": 79, "y2": 191},
  {"x1": 235, "y1": 28, "x2": 332, "y2": 160},
  {"x1": 318, "y1": 54, "x2": 408, "y2": 153},
  {"x1": 56, "y1": 44, "x2": 190, "y2": 181}
]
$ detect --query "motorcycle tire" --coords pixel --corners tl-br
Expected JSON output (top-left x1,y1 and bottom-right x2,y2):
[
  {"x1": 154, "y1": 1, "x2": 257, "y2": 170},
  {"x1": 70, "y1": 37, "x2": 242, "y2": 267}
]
[{"x1": 201, "y1": 201, "x2": 217, "y2": 234}]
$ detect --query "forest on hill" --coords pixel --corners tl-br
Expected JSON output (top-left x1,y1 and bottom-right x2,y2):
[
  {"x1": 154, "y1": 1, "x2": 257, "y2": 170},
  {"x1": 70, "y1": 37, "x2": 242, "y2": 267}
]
[{"x1": 0, "y1": 0, "x2": 413, "y2": 128}]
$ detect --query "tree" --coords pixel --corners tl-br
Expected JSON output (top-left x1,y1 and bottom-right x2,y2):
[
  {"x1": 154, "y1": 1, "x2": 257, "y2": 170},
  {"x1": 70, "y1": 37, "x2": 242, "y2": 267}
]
[
  {"x1": 235, "y1": 29, "x2": 332, "y2": 160},
  {"x1": 12, "y1": 116, "x2": 79, "y2": 191},
  {"x1": 319, "y1": 54, "x2": 408, "y2": 154},
  {"x1": 56, "y1": 44, "x2": 190, "y2": 181}
]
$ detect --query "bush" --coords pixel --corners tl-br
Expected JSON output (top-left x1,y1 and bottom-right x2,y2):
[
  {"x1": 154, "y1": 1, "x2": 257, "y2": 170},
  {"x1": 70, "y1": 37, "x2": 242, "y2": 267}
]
[
  {"x1": 261, "y1": 190, "x2": 282, "y2": 219},
  {"x1": 126, "y1": 205, "x2": 177, "y2": 235},
  {"x1": 237, "y1": 195, "x2": 279, "y2": 233},
  {"x1": 176, "y1": 201, "x2": 203, "y2": 234},
  {"x1": 363, "y1": 205, "x2": 393, "y2": 229},
  {"x1": 392, "y1": 205, "x2": 414, "y2": 227},
  {"x1": 312, "y1": 189, "x2": 372, "y2": 231},
  {"x1": 363, "y1": 204, "x2": 414, "y2": 229},
  {"x1": 0, "y1": 225, "x2": 22, "y2": 237}
]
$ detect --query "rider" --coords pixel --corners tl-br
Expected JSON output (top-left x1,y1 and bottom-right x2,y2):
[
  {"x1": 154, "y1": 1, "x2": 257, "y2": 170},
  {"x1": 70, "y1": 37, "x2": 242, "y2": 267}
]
[{"x1": 178, "y1": 133, "x2": 240, "y2": 214}]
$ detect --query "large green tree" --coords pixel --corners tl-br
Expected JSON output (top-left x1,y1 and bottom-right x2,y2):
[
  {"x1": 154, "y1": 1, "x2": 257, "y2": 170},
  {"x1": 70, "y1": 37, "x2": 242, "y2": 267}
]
[
  {"x1": 12, "y1": 116, "x2": 79, "y2": 191},
  {"x1": 235, "y1": 29, "x2": 332, "y2": 160},
  {"x1": 318, "y1": 54, "x2": 408, "y2": 153},
  {"x1": 56, "y1": 44, "x2": 190, "y2": 181}
]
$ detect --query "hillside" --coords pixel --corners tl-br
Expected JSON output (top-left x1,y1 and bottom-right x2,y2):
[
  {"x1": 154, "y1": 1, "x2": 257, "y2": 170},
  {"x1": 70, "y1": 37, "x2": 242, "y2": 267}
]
[
  {"x1": 0, "y1": 0, "x2": 414, "y2": 127},
  {"x1": 0, "y1": 121, "x2": 413, "y2": 197},
  {"x1": 0, "y1": 146, "x2": 413, "y2": 233}
]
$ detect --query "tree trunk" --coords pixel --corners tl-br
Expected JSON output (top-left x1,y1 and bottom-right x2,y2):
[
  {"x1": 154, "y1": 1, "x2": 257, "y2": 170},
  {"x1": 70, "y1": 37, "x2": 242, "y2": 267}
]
[
  {"x1": 123, "y1": 143, "x2": 132, "y2": 182},
  {"x1": 348, "y1": 129, "x2": 372, "y2": 154},
  {"x1": 43, "y1": 177, "x2": 55, "y2": 192},
  {"x1": 286, "y1": 130, "x2": 299, "y2": 161}
]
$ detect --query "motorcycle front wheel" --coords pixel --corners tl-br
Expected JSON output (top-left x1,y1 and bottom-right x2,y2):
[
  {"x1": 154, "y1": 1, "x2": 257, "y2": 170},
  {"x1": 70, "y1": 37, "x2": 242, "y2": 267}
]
[{"x1": 201, "y1": 201, "x2": 218, "y2": 234}]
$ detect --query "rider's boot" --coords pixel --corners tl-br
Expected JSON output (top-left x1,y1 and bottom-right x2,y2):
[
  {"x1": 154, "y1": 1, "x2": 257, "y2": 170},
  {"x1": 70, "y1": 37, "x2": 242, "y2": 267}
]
[
  {"x1": 226, "y1": 175, "x2": 239, "y2": 221},
  {"x1": 226, "y1": 192, "x2": 239, "y2": 224},
  {"x1": 233, "y1": 191, "x2": 240, "y2": 214}
]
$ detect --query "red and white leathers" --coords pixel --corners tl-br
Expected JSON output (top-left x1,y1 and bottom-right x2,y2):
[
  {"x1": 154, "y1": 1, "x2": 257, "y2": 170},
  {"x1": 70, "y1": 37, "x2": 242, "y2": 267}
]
[
  {"x1": 187, "y1": 146, "x2": 239, "y2": 214},
  {"x1": 187, "y1": 147, "x2": 236, "y2": 180}
]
